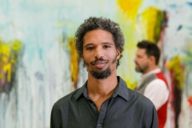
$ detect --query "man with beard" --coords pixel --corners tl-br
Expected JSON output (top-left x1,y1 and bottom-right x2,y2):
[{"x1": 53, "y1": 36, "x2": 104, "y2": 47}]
[
  {"x1": 51, "y1": 17, "x2": 158, "y2": 128},
  {"x1": 135, "y1": 40, "x2": 169, "y2": 128}
]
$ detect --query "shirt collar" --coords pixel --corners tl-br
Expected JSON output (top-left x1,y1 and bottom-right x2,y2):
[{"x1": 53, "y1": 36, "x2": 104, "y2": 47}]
[
  {"x1": 142, "y1": 68, "x2": 161, "y2": 79},
  {"x1": 73, "y1": 82, "x2": 87, "y2": 100},
  {"x1": 73, "y1": 76, "x2": 131, "y2": 102},
  {"x1": 112, "y1": 76, "x2": 130, "y2": 101}
]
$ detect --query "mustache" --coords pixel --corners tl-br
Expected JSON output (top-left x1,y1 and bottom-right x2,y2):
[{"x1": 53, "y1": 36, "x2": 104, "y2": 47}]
[{"x1": 90, "y1": 58, "x2": 108, "y2": 65}]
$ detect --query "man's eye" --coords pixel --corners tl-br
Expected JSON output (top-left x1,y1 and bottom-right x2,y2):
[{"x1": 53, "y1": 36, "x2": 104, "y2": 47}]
[
  {"x1": 103, "y1": 45, "x2": 111, "y2": 49},
  {"x1": 85, "y1": 47, "x2": 94, "y2": 50}
]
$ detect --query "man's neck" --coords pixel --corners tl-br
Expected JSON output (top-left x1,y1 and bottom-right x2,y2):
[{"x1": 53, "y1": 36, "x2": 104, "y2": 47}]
[
  {"x1": 87, "y1": 73, "x2": 118, "y2": 96},
  {"x1": 87, "y1": 73, "x2": 118, "y2": 110}
]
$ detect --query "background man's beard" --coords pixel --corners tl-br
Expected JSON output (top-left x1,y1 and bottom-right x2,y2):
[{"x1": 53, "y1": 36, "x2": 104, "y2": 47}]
[
  {"x1": 135, "y1": 65, "x2": 147, "y2": 74},
  {"x1": 91, "y1": 68, "x2": 111, "y2": 79},
  {"x1": 135, "y1": 67, "x2": 142, "y2": 73}
]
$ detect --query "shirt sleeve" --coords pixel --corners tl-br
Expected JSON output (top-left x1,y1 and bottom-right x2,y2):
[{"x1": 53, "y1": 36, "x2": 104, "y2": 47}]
[{"x1": 144, "y1": 79, "x2": 169, "y2": 110}]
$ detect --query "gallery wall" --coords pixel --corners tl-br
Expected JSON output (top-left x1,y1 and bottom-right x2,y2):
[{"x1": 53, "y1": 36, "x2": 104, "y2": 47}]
[{"x1": 0, "y1": 0, "x2": 192, "y2": 128}]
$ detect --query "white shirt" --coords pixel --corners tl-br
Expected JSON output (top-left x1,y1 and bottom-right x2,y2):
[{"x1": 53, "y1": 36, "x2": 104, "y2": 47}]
[{"x1": 141, "y1": 68, "x2": 169, "y2": 110}]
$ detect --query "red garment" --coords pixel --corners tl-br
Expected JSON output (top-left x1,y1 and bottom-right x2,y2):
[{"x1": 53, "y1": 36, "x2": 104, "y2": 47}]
[{"x1": 156, "y1": 72, "x2": 169, "y2": 128}]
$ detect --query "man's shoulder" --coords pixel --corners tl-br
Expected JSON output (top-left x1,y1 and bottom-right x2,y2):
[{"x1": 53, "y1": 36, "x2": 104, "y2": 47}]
[
  {"x1": 52, "y1": 88, "x2": 82, "y2": 109},
  {"x1": 119, "y1": 76, "x2": 155, "y2": 107},
  {"x1": 149, "y1": 77, "x2": 168, "y2": 88},
  {"x1": 145, "y1": 71, "x2": 168, "y2": 87},
  {"x1": 129, "y1": 90, "x2": 156, "y2": 109}
]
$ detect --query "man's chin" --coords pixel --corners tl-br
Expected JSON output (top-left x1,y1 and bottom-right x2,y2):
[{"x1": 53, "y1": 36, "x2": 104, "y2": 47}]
[{"x1": 91, "y1": 69, "x2": 111, "y2": 79}]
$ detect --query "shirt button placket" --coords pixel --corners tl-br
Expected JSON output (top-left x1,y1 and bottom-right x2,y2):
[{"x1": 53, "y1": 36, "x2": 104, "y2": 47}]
[{"x1": 96, "y1": 101, "x2": 108, "y2": 128}]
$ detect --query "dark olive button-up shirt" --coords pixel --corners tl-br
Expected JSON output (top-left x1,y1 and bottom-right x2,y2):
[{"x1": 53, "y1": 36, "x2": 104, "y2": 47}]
[{"x1": 51, "y1": 76, "x2": 158, "y2": 128}]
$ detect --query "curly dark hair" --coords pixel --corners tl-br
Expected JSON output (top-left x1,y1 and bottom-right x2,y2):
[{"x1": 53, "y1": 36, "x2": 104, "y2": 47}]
[{"x1": 75, "y1": 17, "x2": 124, "y2": 66}]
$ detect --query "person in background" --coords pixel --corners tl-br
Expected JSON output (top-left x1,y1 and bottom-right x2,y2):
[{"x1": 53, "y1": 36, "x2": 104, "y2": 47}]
[
  {"x1": 51, "y1": 17, "x2": 158, "y2": 128},
  {"x1": 135, "y1": 40, "x2": 169, "y2": 128}
]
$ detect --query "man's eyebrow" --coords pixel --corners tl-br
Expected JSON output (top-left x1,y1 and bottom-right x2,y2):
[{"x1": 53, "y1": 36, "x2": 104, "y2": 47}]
[
  {"x1": 84, "y1": 43, "x2": 94, "y2": 47},
  {"x1": 101, "y1": 42, "x2": 114, "y2": 45}
]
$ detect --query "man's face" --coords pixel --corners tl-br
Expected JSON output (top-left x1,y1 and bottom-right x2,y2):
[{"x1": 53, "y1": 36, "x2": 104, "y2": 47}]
[
  {"x1": 134, "y1": 48, "x2": 150, "y2": 74},
  {"x1": 82, "y1": 29, "x2": 120, "y2": 79}
]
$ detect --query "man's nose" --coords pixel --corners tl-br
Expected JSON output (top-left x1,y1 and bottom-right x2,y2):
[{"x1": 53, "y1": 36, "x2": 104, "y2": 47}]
[{"x1": 94, "y1": 47, "x2": 104, "y2": 59}]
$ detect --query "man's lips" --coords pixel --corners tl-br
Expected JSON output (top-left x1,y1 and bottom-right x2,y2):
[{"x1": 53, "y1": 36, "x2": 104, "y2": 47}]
[
  {"x1": 94, "y1": 62, "x2": 106, "y2": 69},
  {"x1": 91, "y1": 60, "x2": 108, "y2": 69}
]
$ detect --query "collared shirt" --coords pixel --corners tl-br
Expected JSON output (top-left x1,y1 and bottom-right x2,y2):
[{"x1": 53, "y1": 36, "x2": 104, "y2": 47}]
[{"x1": 51, "y1": 76, "x2": 158, "y2": 128}]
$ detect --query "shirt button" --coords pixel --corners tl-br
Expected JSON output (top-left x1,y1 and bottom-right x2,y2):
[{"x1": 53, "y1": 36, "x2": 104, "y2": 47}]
[{"x1": 97, "y1": 123, "x2": 102, "y2": 128}]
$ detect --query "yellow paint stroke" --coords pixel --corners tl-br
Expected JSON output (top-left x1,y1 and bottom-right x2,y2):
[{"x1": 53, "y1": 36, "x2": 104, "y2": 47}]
[
  {"x1": 67, "y1": 37, "x2": 80, "y2": 89},
  {"x1": 166, "y1": 56, "x2": 185, "y2": 90},
  {"x1": 124, "y1": 78, "x2": 137, "y2": 90},
  {"x1": 11, "y1": 39, "x2": 23, "y2": 52},
  {"x1": 0, "y1": 39, "x2": 22, "y2": 84},
  {"x1": 116, "y1": 0, "x2": 143, "y2": 88},
  {"x1": 0, "y1": 43, "x2": 11, "y2": 82},
  {"x1": 116, "y1": 0, "x2": 143, "y2": 21},
  {"x1": 138, "y1": 6, "x2": 167, "y2": 42}
]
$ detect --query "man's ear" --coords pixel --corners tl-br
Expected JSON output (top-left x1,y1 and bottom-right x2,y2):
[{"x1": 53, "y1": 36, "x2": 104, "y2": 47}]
[
  {"x1": 116, "y1": 50, "x2": 121, "y2": 60},
  {"x1": 149, "y1": 56, "x2": 156, "y2": 64}
]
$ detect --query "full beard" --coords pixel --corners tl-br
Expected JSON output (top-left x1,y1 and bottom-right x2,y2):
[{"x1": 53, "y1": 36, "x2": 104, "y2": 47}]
[{"x1": 135, "y1": 64, "x2": 148, "y2": 74}]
